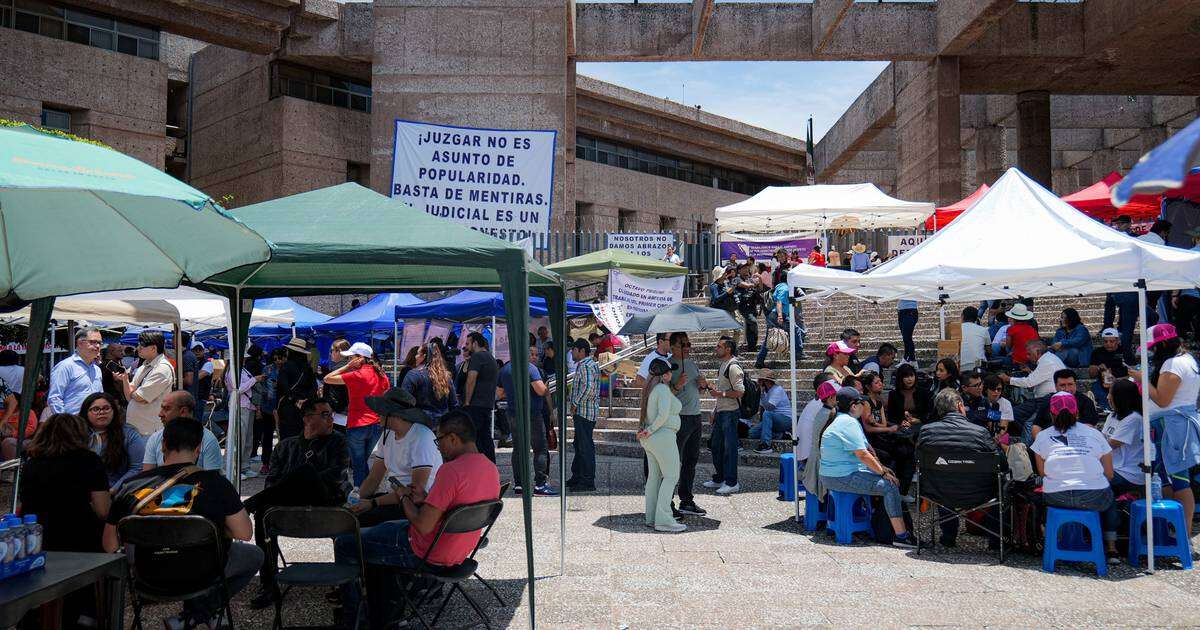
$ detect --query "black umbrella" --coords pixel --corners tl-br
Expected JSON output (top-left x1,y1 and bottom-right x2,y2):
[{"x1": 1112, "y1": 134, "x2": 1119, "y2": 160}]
[{"x1": 617, "y1": 303, "x2": 740, "y2": 335}]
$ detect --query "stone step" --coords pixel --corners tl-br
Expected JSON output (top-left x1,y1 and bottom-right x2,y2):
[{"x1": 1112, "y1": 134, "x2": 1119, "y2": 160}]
[{"x1": 592, "y1": 439, "x2": 786, "y2": 468}]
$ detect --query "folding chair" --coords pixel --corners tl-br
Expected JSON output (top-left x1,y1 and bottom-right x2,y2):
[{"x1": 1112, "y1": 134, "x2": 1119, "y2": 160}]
[
  {"x1": 262, "y1": 506, "x2": 366, "y2": 630},
  {"x1": 118, "y1": 515, "x2": 235, "y2": 630},
  {"x1": 914, "y1": 448, "x2": 1010, "y2": 563},
  {"x1": 391, "y1": 498, "x2": 505, "y2": 629}
]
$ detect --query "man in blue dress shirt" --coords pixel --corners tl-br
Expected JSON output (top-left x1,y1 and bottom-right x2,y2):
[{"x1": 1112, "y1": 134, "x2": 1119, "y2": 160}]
[{"x1": 48, "y1": 327, "x2": 104, "y2": 415}]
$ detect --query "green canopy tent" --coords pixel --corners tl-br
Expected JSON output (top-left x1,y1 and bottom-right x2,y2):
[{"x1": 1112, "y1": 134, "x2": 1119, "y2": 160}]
[
  {"x1": 195, "y1": 182, "x2": 566, "y2": 628},
  {"x1": 546, "y1": 247, "x2": 690, "y2": 280},
  {"x1": 0, "y1": 122, "x2": 271, "y2": 507}
]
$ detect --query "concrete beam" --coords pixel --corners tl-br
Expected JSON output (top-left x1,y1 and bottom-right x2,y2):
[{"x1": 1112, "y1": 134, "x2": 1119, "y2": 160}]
[
  {"x1": 811, "y1": 0, "x2": 854, "y2": 53},
  {"x1": 813, "y1": 65, "x2": 895, "y2": 177},
  {"x1": 936, "y1": 0, "x2": 1016, "y2": 55},
  {"x1": 61, "y1": 0, "x2": 282, "y2": 53},
  {"x1": 691, "y1": 0, "x2": 714, "y2": 57}
]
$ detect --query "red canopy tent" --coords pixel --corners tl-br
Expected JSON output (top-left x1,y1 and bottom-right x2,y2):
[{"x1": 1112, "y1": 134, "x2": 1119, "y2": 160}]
[
  {"x1": 1061, "y1": 171, "x2": 1163, "y2": 222},
  {"x1": 924, "y1": 184, "x2": 988, "y2": 231}
]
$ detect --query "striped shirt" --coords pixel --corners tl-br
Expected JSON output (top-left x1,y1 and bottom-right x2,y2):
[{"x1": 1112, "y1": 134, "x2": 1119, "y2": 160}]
[{"x1": 569, "y1": 357, "x2": 601, "y2": 421}]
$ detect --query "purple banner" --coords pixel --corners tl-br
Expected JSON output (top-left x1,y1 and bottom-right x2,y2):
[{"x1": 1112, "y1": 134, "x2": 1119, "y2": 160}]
[{"x1": 720, "y1": 237, "x2": 818, "y2": 263}]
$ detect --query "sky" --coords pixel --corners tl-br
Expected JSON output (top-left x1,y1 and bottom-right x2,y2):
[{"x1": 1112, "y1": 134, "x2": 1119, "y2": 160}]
[{"x1": 578, "y1": 60, "x2": 890, "y2": 142}]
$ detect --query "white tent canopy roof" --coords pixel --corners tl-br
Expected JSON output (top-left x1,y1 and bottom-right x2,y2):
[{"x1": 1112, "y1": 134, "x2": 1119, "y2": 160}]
[
  {"x1": 716, "y1": 183, "x2": 934, "y2": 233},
  {"x1": 0, "y1": 287, "x2": 293, "y2": 330},
  {"x1": 788, "y1": 168, "x2": 1200, "y2": 302}
]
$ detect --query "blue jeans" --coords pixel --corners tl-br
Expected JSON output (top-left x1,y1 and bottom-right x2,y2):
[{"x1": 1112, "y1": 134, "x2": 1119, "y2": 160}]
[
  {"x1": 898, "y1": 309, "x2": 919, "y2": 362},
  {"x1": 334, "y1": 520, "x2": 423, "y2": 612},
  {"x1": 569, "y1": 414, "x2": 596, "y2": 487},
  {"x1": 347, "y1": 423, "x2": 383, "y2": 486},
  {"x1": 1110, "y1": 292, "x2": 1139, "y2": 363},
  {"x1": 821, "y1": 469, "x2": 903, "y2": 519},
  {"x1": 1092, "y1": 379, "x2": 1111, "y2": 412},
  {"x1": 749, "y1": 410, "x2": 791, "y2": 443},
  {"x1": 1044, "y1": 487, "x2": 1117, "y2": 540},
  {"x1": 709, "y1": 410, "x2": 740, "y2": 486},
  {"x1": 756, "y1": 312, "x2": 804, "y2": 366}
]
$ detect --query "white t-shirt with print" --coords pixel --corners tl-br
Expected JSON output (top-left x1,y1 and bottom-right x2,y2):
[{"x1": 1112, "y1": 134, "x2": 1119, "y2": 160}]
[
  {"x1": 1031, "y1": 423, "x2": 1112, "y2": 493},
  {"x1": 369, "y1": 423, "x2": 443, "y2": 491},
  {"x1": 1148, "y1": 353, "x2": 1200, "y2": 414},
  {"x1": 1102, "y1": 411, "x2": 1150, "y2": 483}
]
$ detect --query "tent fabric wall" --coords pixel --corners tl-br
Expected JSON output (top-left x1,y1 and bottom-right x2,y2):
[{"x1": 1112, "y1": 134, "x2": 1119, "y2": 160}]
[
  {"x1": 715, "y1": 183, "x2": 934, "y2": 233},
  {"x1": 393, "y1": 289, "x2": 591, "y2": 320},
  {"x1": 546, "y1": 248, "x2": 690, "y2": 281}
]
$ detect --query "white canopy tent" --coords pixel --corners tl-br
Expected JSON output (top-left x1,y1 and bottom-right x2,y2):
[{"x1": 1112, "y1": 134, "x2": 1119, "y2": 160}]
[
  {"x1": 782, "y1": 168, "x2": 1200, "y2": 571},
  {"x1": 0, "y1": 287, "x2": 293, "y2": 330},
  {"x1": 715, "y1": 183, "x2": 934, "y2": 233}
]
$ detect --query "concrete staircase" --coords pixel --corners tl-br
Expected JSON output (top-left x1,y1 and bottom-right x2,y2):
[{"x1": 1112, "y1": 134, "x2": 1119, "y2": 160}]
[{"x1": 570, "y1": 293, "x2": 1116, "y2": 467}]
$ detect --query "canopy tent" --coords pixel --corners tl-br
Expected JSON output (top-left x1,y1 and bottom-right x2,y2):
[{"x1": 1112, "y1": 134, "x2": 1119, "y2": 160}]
[
  {"x1": 194, "y1": 182, "x2": 565, "y2": 627},
  {"x1": 1061, "y1": 171, "x2": 1162, "y2": 222},
  {"x1": 311, "y1": 292, "x2": 424, "y2": 334},
  {"x1": 715, "y1": 183, "x2": 934, "y2": 233},
  {"x1": 788, "y1": 168, "x2": 1200, "y2": 303},
  {"x1": 924, "y1": 184, "x2": 988, "y2": 231},
  {"x1": 393, "y1": 289, "x2": 592, "y2": 321},
  {"x1": 0, "y1": 287, "x2": 294, "y2": 329},
  {"x1": 545, "y1": 248, "x2": 689, "y2": 280},
  {"x1": 785, "y1": 168, "x2": 1200, "y2": 571},
  {"x1": 246, "y1": 297, "x2": 331, "y2": 336}
]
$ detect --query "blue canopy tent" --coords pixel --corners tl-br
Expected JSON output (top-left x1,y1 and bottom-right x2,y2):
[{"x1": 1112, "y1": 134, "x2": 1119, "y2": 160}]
[
  {"x1": 392, "y1": 289, "x2": 592, "y2": 320},
  {"x1": 248, "y1": 297, "x2": 332, "y2": 336},
  {"x1": 311, "y1": 292, "x2": 423, "y2": 334}
]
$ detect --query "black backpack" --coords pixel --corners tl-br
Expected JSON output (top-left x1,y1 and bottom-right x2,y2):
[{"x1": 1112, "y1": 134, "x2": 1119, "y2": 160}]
[{"x1": 723, "y1": 362, "x2": 760, "y2": 419}]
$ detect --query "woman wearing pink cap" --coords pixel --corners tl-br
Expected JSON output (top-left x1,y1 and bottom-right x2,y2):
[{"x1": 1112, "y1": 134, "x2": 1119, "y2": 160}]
[
  {"x1": 824, "y1": 340, "x2": 856, "y2": 383},
  {"x1": 1130, "y1": 323, "x2": 1200, "y2": 534},
  {"x1": 1030, "y1": 391, "x2": 1121, "y2": 562}
]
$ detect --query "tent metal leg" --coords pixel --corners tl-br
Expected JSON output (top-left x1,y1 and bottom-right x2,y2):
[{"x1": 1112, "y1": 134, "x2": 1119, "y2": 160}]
[
  {"x1": 1137, "y1": 282, "x2": 1155, "y2": 573},
  {"x1": 789, "y1": 301, "x2": 800, "y2": 523}
]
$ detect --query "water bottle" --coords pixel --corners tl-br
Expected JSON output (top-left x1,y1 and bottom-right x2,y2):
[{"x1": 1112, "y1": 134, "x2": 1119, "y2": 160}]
[
  {"x1": 0, "y1": 522, "x2": 11, "y2": 579},
  {"x1": 347, "y1": 488, "x2": 360, "y2": 508},
  {"x1": 4, "y1": 517, "x2": 24, "y2": 566},
  {"x1": 23, "y1": 515, "x2": 44, "y2": 571},
  {"x1": 1151, "y1": 474, "x2": 1164, "y2": 501}
]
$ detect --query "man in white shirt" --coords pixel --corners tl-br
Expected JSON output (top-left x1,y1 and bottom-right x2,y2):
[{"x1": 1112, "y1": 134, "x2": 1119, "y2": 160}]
[
  {"x1": 958, "y1": 306, "x2": 992, "y2": 371},
  {"x1": 351, "y1": 388, "x2": 443, "y2": 526},
  {"x1": 117, "y1": 331, "x2": 177, "y2": 435},
  {"x1": 1000, "y1": 339, "x2": 1066, "y2": 398},
  {"x1": 635, "y1": 333, "x2": 673, "y2": 389}
]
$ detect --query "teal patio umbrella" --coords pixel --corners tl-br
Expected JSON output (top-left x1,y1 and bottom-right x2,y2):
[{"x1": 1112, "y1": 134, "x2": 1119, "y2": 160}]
[{"x1": 0, "y1": 122, "x2": 271, "y2": 504}]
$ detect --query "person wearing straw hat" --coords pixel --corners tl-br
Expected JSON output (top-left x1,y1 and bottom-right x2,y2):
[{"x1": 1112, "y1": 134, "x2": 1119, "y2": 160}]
[
  {"x1": 276, "y1": 337, "x2": 318, "y2": 441},
  {"x1": 708, "y1": 265, "x2": 736, "y2": 313},
  {"x1": 749, "y1": 369, "x2": 791, "y2": 455},
  {"x1": 849, "y1": 243, "x2": 870, "y2": 273},
  {"x1": 1001, "y1": 302, "x2": 1039, "y2": 367}
]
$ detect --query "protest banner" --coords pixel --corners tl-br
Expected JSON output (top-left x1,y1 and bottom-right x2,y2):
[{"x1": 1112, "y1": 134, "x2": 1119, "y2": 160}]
[
  {"x1": 399, "y1": 320, "x2": 426, "y2": 362},
  {"x1": 605, "y1": 233, "x2": 675, "y2": 260},
  {"x1": 390, "y1": 119, "x2": 556, "y2": 241},
  {"x1": 720, "y1": 236, "x2": 817, "y2": 264},
  {"x1": 590, "y1": 302, "x2": 629, "y2": 343},
  {"x1": 886, "y1": 234, "x2": 929, "y2": 259},
  {"x1": 607, "y1": 270, "x2": 684, "y2": 315},
  {"x1": 492, "y1": 323, "x2": 509, "y2": 362}
]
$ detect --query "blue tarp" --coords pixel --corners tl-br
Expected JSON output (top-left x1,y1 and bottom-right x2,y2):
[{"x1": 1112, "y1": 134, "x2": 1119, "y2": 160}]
[
  {"x1": 392, "y1": 289, "x2": 591, "y2": 321},
  {"x1": 311, "y1": 292, "x2": 424, "y2": 334}
]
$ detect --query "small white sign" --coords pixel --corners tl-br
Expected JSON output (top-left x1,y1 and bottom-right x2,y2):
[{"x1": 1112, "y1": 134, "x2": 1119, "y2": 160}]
[
  {"x1": 607, "y1": 270, "x2": 685, "y2": 315},
  {"x1": 605, "y1": 232, "x2": 676, "y2": 260},
  {"x1": 886, "y1": 234, "x2": 928, "y2": 259}
]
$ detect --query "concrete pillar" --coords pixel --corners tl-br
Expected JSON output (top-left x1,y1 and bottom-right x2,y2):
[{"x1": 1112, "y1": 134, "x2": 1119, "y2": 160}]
[
  {"x1": 974, "y1": 125, "x2": 1005, "y2": 186},
  {"x1": 894, "y1": 57, "x2": 961, "y2": 206},
  {"x1": 1141, "y1": 125, "x2": 1168, "y2": 155},
  {"x1": 369, "y1": 0, "x2": 575, "y2": 233},
  {"x1": 1017, "y1": 91, "x2": 1051, "y2": 188}
]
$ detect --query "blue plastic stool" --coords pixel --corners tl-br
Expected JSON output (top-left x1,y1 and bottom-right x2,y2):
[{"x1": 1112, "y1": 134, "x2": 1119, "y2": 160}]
[
  {"x1": 804, "y1": 491, "x2": 827, "y2": 532},
  {"x1": 825, "y1": 491, "x2": 874, "y2": 544},
  {"x1": 778, "y1": 454, "x2": 806, "y2": 501},
  {"x1": 1043, "y1": 507, "x2": 1107, "y2": 576},
  {"x1": 1128, "y1": 499, "x2": 1194, "y2": 569}
]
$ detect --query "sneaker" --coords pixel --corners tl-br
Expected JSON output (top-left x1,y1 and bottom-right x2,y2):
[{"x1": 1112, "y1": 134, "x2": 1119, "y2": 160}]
[
  {"x1": 715, "y1": 483, "x2": 740, "y2": 495},
  {"x1": 513, "y1": 485, "x2": 523, "y2": 495},
  {"x1": 240, "y1": 470, "x2": 258, "y2": 480},
  {"x1": 654, "y1": 521, "x2": 687, "y2": 533},
  {"x1": 677, "y1": 501, "x2": 707, "y2": 516},
  {"x1": 754, "y1": 442, "x2": 773, "y2": 454},
  {"x1": 702, "y1": 480, "x2": 722, "y2": 489},
  {"x1": 892, "y1": 533, "x2": 917, "y2": 550},
  {"x1": 533, "y1": 484, "x2": 558, "y2": 496}
]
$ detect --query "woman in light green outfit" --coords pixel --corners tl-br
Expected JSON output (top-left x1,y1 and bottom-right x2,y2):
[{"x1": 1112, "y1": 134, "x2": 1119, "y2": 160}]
[{"x1": 639, "y1": 358, "x2": 685, "y2": 532}]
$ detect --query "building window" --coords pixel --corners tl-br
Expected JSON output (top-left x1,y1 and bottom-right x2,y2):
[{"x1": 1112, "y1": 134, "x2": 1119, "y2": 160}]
[
  {"x1": 271, "y1": 62, "x2": 371, "y2": 113},
  {"x1": 618, "y1": 209, "x2": 635, "y2": 233},
  {"x1": 576, "y1": 133, "x2": 786, "y2": 195},
  {"x1": 346, "y1": 161, "x2": 370, "y2": 187},
  {"x1": 1, "y1": 0, "x2": 160, "y2": 59},
  {"x1": 40, "y1": 107, "x2": 70, "y2": 132}
]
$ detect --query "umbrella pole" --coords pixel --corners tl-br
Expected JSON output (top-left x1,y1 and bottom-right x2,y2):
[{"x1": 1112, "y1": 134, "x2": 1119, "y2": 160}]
[
  {"x1": 1137, "y1": 282, "x2": 1155, "y2": 573},
  {"x1": 491, "y1": 315, "x2": 497, "y2": 443},
  {"x1": 789, "y1": 299, "x2": 800, "y2": 523},
  {"x1": 173, "y1": 323, "x2": 183, "y2": 388},
  {"x1": 393, "y1": 319, "x2": 399, "y2": 383}
]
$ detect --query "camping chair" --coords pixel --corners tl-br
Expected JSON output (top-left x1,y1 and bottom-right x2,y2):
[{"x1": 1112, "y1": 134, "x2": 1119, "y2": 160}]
[
  {"x1": 262, "y1": 506, "x2": 366, "y2": 630},
  {"x1": 384, "y1": 497, "x2": 506, "y2": 630},
  {"x1": 914, "y1": 448, "x2": 1010, "y2": 563},
  {"x1": 118, "y1": 515, "x2": 235, "y2": 630}
]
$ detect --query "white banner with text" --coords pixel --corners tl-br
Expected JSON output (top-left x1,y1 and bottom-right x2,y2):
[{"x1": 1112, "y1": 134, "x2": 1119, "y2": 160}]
[
  {"x1": 390, "y1": 119, "x2": 557, "y2": 241},
  {"x1": 607, "y1": 270, "x2": 684, "y2": 315},
  {"x1": 605, "y1": 232, "x2": 675, "y2": 260},
  {"x1": 886, "y1": 234, "x2": 929, "y2": 259}
]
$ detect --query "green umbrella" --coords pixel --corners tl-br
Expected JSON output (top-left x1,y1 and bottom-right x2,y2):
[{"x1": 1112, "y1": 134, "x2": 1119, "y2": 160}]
[
  {"x1": 546, "y1": 247, "x2": 689, "y2": 280},
  {"x1": 0, "y1": 122, "x2": 271, "y2": 509},
  {"x1": 617, "y1": 302, "x2": 740, "y2": 334}
]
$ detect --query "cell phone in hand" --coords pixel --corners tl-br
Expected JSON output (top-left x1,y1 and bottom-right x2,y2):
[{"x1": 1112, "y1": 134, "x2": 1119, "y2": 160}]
[
  {"x1": 387, "y1": 476, "x2": 404, "y2": 491},
  {"x1": 105, "y1": 360, "x2": 125, "y2": 374}
]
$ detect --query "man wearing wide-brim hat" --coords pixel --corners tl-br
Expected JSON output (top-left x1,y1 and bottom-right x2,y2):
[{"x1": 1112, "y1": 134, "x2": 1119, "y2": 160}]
[
  {"x1": 748, "y1": 368, "x2": 793, "y2": 454},
  {"x1": 708, "y1": 264, "x2": 737, "y2": 313},
  {"x1": 276, "y1": 337, "x2": 318, "y2": 441},
  {"x1": 1000, "y1": 302, "x2": 1039, "y2": 368},
  {"x1": 350, "y1": 387, "x2": 443, "y2": 528}
]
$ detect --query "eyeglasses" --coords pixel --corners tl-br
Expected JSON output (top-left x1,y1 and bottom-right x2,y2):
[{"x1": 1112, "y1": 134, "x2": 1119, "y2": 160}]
[
  {"x1": 305, "y1": 411, "x2": 334, "y2": 420},
  {"x1": 88, "y1": 405, "x2": 113, "y2": 413},
  {"x1": 964, "y1": 382, "x2": 983, "y2": 388},
  {"x1": 80, "y1": 339, "x2": 102, "y2": 346}
]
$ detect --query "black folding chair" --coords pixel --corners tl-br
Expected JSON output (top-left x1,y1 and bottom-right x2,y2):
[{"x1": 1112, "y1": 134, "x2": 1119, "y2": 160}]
[
  {"x1": 262, "y1": 506, "x2": 366, "y2": 630},
  {"x1": 385, "y1": 497, "x2": 505, "y2": 629},
  {"x1": 118, "y1": 515, "x2": 235, "y2": 630},
  {"x1": 914, "y1": 448, "x2": 1011, "y2": 563}
]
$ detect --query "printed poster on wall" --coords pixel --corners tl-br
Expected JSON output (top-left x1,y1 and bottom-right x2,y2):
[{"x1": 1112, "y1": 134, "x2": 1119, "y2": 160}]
[
  {"x1": 390, "y1": 119, "x2": 557, "y2": 241},
  {"x1": 886, "y1": 234, "x2": 929, "y2": 259},
  {"x1": 398, "y1": 320, "x2": 426, "y2": 363},
  {"x1": 605, "y1": 233, "x2": 676, "y2": 260},
  {"x1": 491, "y1": 323, "x2": 509, "y2": 362},
  {"x1": 607, "y1": 270, "x2": 685, "y2": 315}
]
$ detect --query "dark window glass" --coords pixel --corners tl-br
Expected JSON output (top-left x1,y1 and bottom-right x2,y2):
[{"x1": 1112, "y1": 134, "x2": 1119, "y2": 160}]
[
  {"x1": 14, "y1": 11, "x2": 37, "y2": 32},
  {"x1": 116, "y1": 34, "x2": 136, "y2": 55},
  {"x1": 88, "y1": 28, "x2": 111, "y2": 49},
  {"x1": 331, "y1": 89, "x2": 348, "y2": 108},
  {"x1": 137, "y1": 40, "x2": 157, "y2": 59},
  {"x1": 64, "y1": 8, "x2": 110, "y2": 28},
  {"x1": 65, "y1": 22, "x2": 87, "y2": 43},
  {"x1": 38, "y1": 14, "x2": 60, "y2": 38},
  {"x1": 350, "y1": 94, "x2": 368, "y2": 112},
  {"x1": 114, "y1": 20, "x2": 156, "y2": 40},
  {"x1": 40, "y1": 108, "x2": 70, "y2": 131},
  {"x1": 17, "y1": 0, "x2": 61, "y2": 17},
  {"x1": 1, "y1": 8, "x2": 10, "y2": 28}
]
